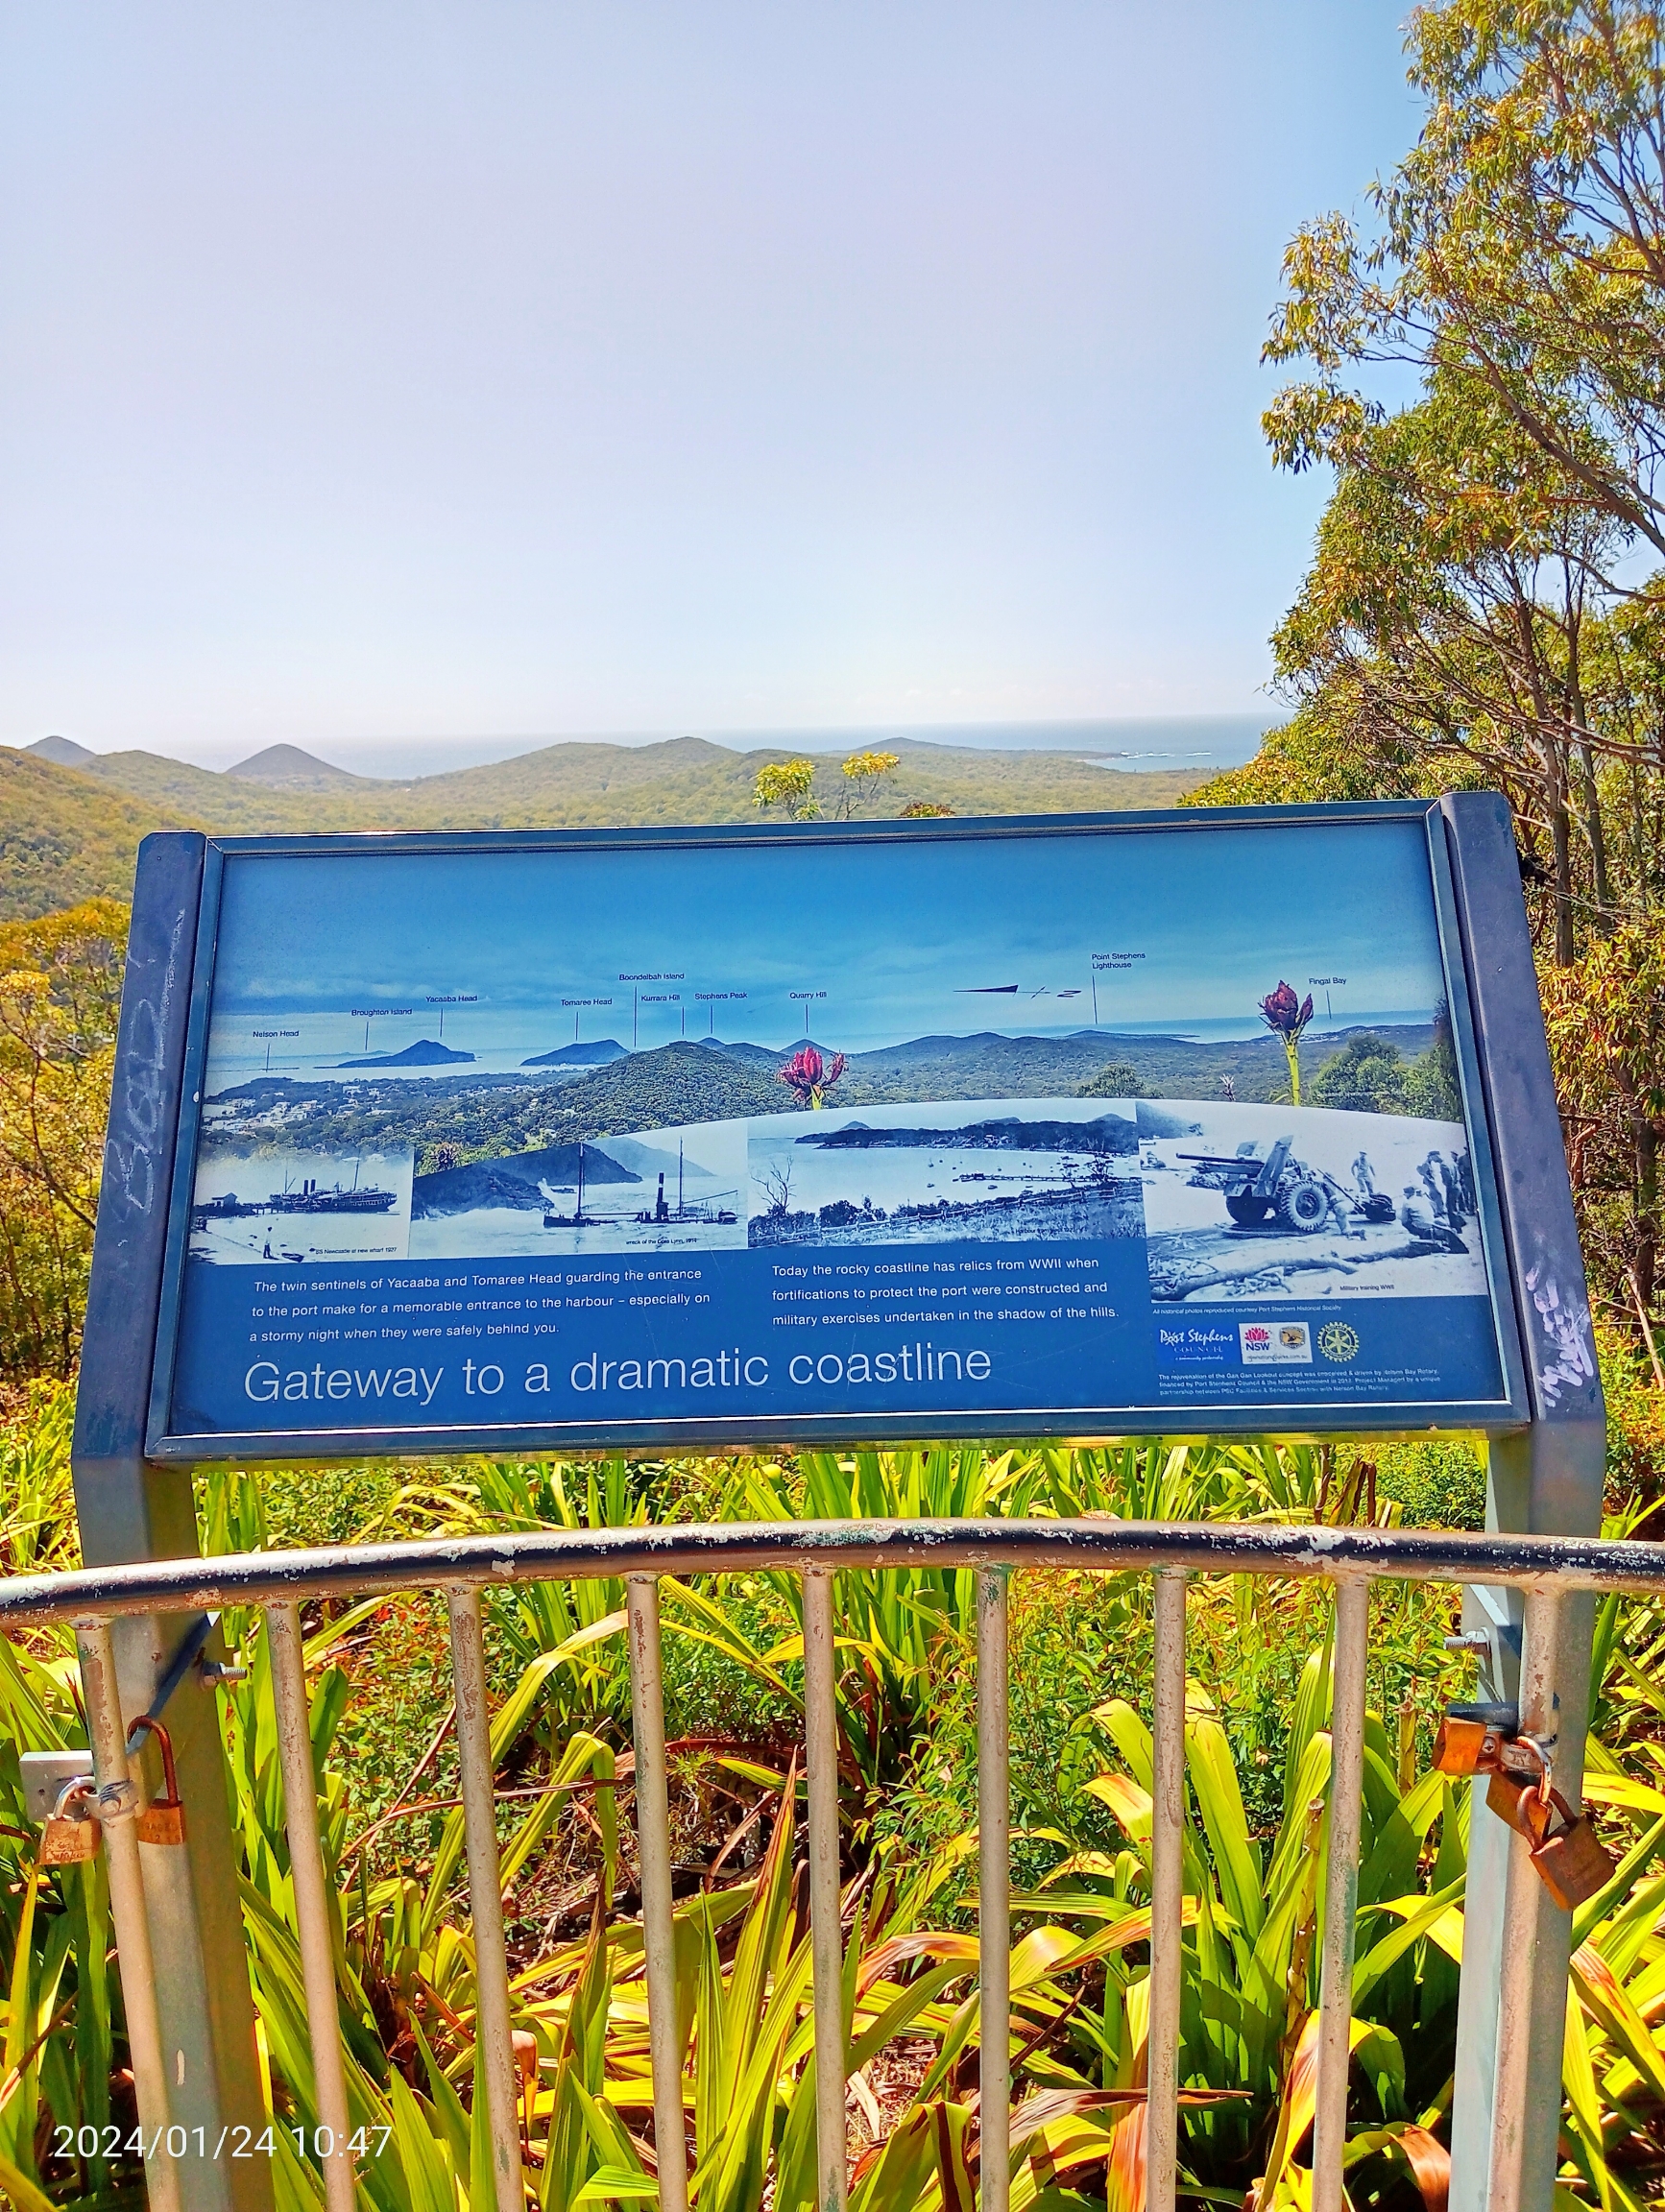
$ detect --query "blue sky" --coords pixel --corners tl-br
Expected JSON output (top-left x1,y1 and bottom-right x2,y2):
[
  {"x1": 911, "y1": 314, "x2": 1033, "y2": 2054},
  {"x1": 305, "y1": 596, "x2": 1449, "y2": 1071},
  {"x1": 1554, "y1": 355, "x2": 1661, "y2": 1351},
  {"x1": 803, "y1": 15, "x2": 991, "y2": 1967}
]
[
  {"x1": 206, "y1": 821, "x2": 1449, "y2": 1057},
  {"x1": 2, "y1": 5, "x2": 1422, "y2": 763}
]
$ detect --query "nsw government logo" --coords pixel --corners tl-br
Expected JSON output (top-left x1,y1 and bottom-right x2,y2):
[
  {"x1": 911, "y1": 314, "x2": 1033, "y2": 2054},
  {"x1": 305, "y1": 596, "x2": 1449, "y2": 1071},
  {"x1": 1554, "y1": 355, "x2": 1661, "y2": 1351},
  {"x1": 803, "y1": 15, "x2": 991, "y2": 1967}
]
[
  {"x1": 1317, "y1": 1321, "x2": 1361, "y2": 1363},
  {"x1": 1239, "y1": 1320, "x2": 1312, "y2": 1365}
]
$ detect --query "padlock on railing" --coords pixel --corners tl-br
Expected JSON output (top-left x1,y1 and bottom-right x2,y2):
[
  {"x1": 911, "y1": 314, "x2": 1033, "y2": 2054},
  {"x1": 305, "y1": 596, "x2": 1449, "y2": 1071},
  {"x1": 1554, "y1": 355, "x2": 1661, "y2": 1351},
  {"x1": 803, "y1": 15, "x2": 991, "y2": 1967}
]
[
  {"x1": 1484, "y1": 1738, "x2": 1616, "y2": 1909},
  {"x1": 1483, "y1": 1728, "x2": 1556, "y2": 1834},
  {"x1": 39, "y1": 1778, "x2": 100, "y2": 1866},
  {"x1": 1527, "y1": 1794, "x2": 1616, "y2": 1909},
  {"x1": 128, "y1": 1716, "x2": 187, "y2": 1846},
  {"x1": 1432, "y1": 1700, "x2": 1518, "y2": 1776}
]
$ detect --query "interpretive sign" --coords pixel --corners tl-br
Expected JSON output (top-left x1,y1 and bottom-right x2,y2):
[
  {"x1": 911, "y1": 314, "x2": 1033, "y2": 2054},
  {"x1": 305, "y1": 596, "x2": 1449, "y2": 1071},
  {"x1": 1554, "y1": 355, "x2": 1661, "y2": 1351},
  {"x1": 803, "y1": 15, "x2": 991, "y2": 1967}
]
[{"x1": 133, "y1": 801, "x2": 1553, "y2": 1456}]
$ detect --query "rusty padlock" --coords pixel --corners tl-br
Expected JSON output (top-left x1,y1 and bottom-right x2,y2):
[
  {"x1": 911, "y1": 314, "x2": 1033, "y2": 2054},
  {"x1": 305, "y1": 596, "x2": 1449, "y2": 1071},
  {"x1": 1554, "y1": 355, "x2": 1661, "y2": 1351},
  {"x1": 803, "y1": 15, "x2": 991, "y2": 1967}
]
[
  {"x1": 1485, "y1": 1765, "x2": 1539, "y2": 1835},
  {"x1": 1432, "y1": 1701, "x2": 1516, "y2": 1776},
  {"x1": 1484, "y1": 1745, "x2": 1616, "y2": 1909},
  {"x1": 39, "y1": 1777, "x2": 99, "y2": 1866},
  {"x1": 130, "y1": 1717, "x2": 186, "y2": 1846},
  {"x1": 1527, "y1": 1794, "x2": 1616, "y2": 1909},
  {"x1": 1484, "y1": 1730, "x2": 1556, "y2": 1834}
]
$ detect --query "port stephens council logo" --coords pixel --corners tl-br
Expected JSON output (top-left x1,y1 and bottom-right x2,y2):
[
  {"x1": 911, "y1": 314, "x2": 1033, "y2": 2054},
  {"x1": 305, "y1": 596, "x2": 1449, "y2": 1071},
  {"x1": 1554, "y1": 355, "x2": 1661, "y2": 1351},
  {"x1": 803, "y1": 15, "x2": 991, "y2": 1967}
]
[{"x1": 1317, "y1": 1321, "x2": 1361, "y2": 1363}]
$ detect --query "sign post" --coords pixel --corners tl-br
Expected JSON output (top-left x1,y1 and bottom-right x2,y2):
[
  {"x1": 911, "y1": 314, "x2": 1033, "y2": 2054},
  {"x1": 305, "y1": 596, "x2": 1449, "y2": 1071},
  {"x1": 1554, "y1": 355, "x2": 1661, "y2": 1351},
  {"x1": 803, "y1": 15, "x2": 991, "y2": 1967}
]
[
  {"x1": 1439, "y1": 795, "x2": 1605, "y2": 2212},
  {"x1": 72, "y1": 831, "x2": 274, "y2": 2212},
  {"x1": 72, "y1": 795, "x2": 1602, "y2": 2212}
]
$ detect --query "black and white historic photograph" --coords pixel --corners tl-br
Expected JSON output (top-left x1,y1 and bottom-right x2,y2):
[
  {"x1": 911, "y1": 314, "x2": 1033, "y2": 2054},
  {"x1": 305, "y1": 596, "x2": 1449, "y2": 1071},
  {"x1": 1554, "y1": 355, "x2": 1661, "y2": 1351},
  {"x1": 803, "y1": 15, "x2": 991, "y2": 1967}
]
[
  {"x1": 747, "y1": 1096, "x2": 1144, "y2": 1248},
  {"x1": 1139, "y1": 1099, "x2": 1488, "y2": 1303}
]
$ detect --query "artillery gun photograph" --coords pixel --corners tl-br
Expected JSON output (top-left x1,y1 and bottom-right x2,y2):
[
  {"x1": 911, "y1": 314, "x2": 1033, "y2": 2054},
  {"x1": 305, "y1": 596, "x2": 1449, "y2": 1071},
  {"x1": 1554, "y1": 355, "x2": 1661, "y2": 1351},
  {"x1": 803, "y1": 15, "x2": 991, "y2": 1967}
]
[
  {"x1": 1178, "y1": 1133, "x2": 1397, "y2": 1235},
  {"x1": 1143, "y1": 1100, "x2": 1488, "y2": 1305}
]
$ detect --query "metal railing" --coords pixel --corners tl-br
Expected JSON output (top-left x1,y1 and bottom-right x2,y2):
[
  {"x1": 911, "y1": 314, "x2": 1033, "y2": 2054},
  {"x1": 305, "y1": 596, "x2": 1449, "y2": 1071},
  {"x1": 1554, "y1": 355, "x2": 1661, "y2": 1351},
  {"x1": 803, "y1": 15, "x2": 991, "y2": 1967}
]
[{"x1": 14, "y1": 1515, "x2": 1662, "y2": 2212}]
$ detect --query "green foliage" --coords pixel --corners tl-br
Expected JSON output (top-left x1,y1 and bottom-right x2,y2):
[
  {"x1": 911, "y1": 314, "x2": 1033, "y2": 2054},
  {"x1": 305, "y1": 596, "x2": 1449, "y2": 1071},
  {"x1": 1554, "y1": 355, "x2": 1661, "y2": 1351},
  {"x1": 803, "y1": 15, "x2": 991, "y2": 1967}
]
[
  {"x1": 1185, "y1": 701, "x2": 1436, "y2": 810},
  {"x1": 5, "y1": 1403, "x2": 1665, "y2": 2203},
  {"x1": 72, "y1": 748, "x2": 341, "y2": 833},
  {"x1": 0, "y1": 736, "x2": 1215, "y2": 923},
  {"x1": 1402, "y1": 1003, "x2": 1462, "y2": 1123},
  {"x1": 836, "y1": 750, "x2": 900, "y2": 818},
  {"x1": 1371, "y1": 1439, "x2": 1487, "y2": 1533},
  {"x1": 1251, "y1": 0, "x2": 1665, "y2": 965},
  {"x1": 0, "y1": 901, "x2": 129, "y2": 1378},
  {"x1": 752, "y1": 758, "x2": 821, "y2": 821},
  {"x1": 1542, "y1": 916, "x2": 1665, "y2": 1325},
  {"x1": 1217, "y1": 0, "x2": 1665, "y2": 1349},
  {"x1": 1593, "y1": 1320, "x2": 1665, "y2": 1501},
  {"x1": 0, "y1": 754, "x2": 182, "y2": 921},
  {"x1": 1075, "y1": 1062, "x2": 1144, "y2": 1100},
  {"x1": 1307, "y1": 1032, "x2": 1408, "y2": 1114},
  {"x1": 0, "y1": 1384, "x2": 80, "y2": 1575},
  {"x1": 50, "y1": 735, "x2": 1203, "y2": 837},
  {"x1": 1264, "y1": 0, "x2": 1665, "y2": 568},
  {"x1": 1303, "y1": 1018, "x2": 1460, "y2": 1123}
]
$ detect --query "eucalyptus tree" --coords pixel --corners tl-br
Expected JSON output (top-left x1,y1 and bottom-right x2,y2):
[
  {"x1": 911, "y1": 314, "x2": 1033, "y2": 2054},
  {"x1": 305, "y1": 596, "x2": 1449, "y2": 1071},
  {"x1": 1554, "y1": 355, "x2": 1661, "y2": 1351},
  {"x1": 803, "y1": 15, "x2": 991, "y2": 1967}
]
[
  {"x1": 1269, "y1": 380, "x2": 1628, "y2": 959},
  {"x1": 1266, "y1": 0, "x2": 1665, "y2": 583},
  {"x1": 1241, "y1": 0, "x2": 1665, "y2": 1332}
]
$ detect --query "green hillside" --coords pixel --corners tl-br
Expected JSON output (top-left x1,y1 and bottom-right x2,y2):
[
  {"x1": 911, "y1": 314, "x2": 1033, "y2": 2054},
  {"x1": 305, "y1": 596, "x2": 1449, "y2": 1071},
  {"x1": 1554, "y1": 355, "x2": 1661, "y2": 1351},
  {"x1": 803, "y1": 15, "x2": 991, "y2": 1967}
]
[
  {"x1": 1, "y1": 733, "x2": 1207, "y2": 918},
  {"x1": 204, "y1": 1045, "x2": 787, "y2": 1164},
  {"x1": 722, "y1": 1024, "x2": 1441, "y2": 1109},
  {"x1": 546, "y1": 1041, "x2": 787, "y2": 1130},
  {"x1": 833, "y1": 1029, "x2": 1120, "y2": 1102},
  {"x1": 79, "y1": 751, "x2": 331, "y2": 833},
  {"x1": 360, "y1": 734, "x2": 1204, "y2": 827},
  {"x1": 63, "y1": 733, "x2": 1202, "y2": 834},
  {"x1": 199, "y1": 1025, "x2": 1448, "y2": 1190},
  {"x1": 0, "y1": 751, "x2": 188, "y2": 920}
]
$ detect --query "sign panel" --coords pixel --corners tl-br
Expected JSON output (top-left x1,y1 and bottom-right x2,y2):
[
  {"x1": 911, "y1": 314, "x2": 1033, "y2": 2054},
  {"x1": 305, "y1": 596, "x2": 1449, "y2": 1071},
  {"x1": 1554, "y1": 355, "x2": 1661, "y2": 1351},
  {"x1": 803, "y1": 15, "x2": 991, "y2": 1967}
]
[{"x1": 146, "y1": 806, "x2": 1531, "y2": 1455}]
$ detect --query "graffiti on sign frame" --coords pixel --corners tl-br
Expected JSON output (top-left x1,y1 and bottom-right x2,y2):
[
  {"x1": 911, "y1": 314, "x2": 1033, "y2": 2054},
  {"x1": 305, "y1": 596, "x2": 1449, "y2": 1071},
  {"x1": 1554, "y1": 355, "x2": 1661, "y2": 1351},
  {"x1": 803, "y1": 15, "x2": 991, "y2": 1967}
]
[{"x1": 138, "y1": 804, "x2": 1545, "y2": 1455}]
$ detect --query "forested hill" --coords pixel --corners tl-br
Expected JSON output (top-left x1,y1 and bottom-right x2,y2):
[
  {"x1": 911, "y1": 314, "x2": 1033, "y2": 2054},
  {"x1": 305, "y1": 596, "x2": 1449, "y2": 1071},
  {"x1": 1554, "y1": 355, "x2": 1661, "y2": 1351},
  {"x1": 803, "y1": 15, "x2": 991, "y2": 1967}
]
[
  {"x1": 0, "y1": 735, "x2": 1210, "y2": 917},
  {"x1": 360, "y1": 735, "x2": 1205, "y2": 827},
  {"x1": 0, "y1": 750, "x2": 189, "y2": 919}
]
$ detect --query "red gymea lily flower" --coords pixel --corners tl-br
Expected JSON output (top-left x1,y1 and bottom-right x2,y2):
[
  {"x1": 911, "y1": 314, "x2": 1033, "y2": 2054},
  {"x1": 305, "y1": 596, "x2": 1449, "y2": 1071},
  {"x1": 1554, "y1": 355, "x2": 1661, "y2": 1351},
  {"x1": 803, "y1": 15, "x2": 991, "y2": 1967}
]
[
  {"x1": 779, "y1": 1045, "x2": 847, "y2": 1108},
  {"x1": 1260, "y1": 980, "x2": 1315, "y2": 1104},
  {"x1": 1259, "y1": 981, "x2": 1314, "y2": 1041}
]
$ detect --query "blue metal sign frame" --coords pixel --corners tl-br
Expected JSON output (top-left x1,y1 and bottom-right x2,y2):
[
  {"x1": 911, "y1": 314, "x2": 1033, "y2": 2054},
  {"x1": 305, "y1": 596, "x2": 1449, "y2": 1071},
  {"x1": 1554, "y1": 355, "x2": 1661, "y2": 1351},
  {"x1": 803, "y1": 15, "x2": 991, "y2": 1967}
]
[
  {"x1": 100, "y1": 794, "x2": 1589, "y2": 1460},
  {"x1": 66, "y1": 788, "x2": 1605, "y2": 2212}
]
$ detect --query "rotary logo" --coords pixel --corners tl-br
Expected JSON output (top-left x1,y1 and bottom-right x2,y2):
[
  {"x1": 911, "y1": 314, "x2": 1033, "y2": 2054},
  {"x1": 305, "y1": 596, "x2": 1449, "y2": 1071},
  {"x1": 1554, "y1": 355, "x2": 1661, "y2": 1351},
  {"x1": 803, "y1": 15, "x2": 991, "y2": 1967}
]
[{"x1": 1317, "y1": 1321, "x2": 1361, "y2": 1363}]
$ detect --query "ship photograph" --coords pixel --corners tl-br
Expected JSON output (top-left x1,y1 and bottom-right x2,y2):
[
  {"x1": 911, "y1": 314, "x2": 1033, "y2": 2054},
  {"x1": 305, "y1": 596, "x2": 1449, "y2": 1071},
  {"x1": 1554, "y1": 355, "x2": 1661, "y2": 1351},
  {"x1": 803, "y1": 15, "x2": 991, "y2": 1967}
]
[
  {"x1": 188, "y1": 1146, "x2": 414, "y2": 1265},
  {"x1": 181, "y1": 826, "x2": 1476, "y2": 1282},
  {"x1": 406, "y1": 1119, "x2": 748, "y2": 1260}
]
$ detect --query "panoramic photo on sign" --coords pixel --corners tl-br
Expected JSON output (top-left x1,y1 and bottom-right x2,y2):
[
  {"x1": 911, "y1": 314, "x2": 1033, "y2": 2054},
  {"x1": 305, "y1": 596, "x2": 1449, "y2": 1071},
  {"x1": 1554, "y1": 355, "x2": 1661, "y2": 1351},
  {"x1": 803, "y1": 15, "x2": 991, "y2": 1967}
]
[{"x1": 153, "y1": 816, "x2": 1511, "y2": 1447}]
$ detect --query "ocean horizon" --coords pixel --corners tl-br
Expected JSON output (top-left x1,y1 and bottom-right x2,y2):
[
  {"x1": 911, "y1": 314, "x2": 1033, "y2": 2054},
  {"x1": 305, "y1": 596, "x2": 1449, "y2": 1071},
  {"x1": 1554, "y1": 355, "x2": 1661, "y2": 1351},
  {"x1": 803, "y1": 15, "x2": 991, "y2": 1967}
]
[{"x1": 49, "y1": 712, "x2": 1283, "y2": 781}]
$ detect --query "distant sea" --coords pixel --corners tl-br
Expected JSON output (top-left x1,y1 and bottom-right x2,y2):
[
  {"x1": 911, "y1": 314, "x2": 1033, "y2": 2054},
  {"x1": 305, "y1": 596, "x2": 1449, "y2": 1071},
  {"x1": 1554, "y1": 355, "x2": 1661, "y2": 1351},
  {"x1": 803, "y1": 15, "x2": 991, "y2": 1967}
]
[
  {"x1": 701, "y1": 715, "x2": 1280, "y2": 775},
  {"x1": 196, "y1": 715, "x2": 1280, "y2": 781}
]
